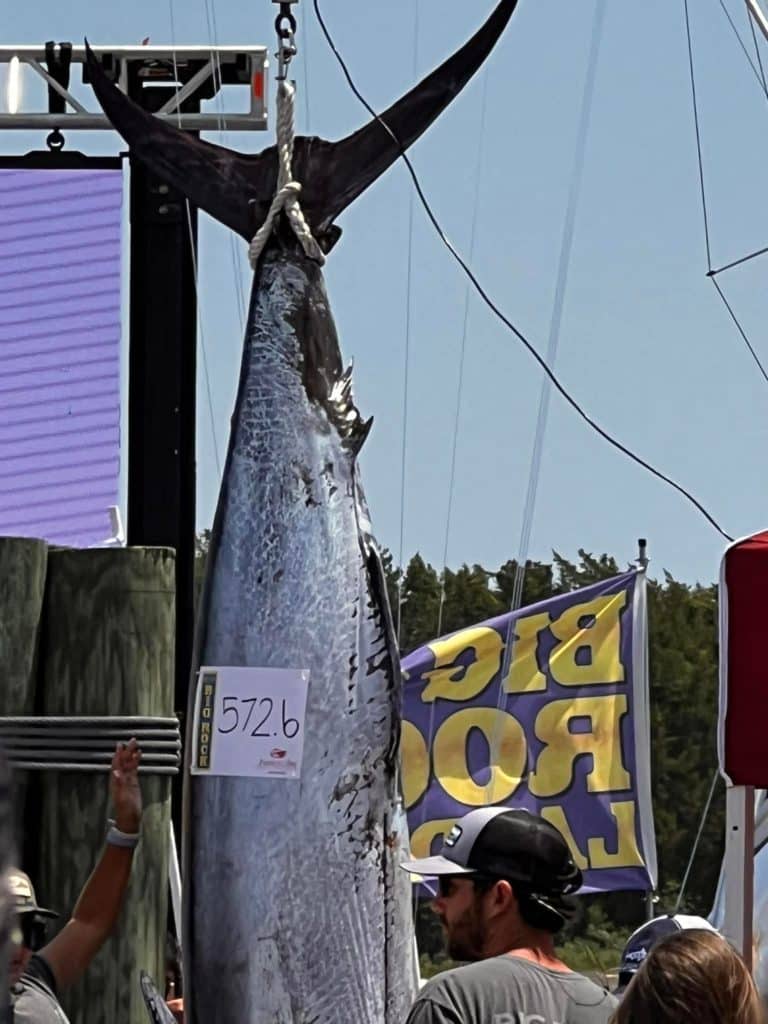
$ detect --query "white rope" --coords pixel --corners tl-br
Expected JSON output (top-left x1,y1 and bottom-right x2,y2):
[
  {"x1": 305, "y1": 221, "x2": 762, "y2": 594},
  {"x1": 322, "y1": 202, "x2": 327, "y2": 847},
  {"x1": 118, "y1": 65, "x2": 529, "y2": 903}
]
[{"x1": 248, "y1": 79, "x2": 325, "y2": 269}]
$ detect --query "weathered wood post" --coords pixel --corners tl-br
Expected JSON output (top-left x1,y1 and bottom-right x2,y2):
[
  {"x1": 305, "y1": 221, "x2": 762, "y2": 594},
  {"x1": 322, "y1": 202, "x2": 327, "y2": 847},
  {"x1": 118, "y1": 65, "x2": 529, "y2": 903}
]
[
  {"x1": 36, "y1": 546, "x2": 176, "y2": 1024},
  {"x1": 0, "y1": 537, "x2": 48, "y2": 850}
]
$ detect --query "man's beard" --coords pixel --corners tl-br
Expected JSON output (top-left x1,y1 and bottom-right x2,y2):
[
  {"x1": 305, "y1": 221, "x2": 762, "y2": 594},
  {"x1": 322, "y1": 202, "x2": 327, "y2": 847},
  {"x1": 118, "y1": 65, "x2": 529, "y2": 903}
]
[{"x1": 446, "y1": 903, "x2": 486, "y2": 962}]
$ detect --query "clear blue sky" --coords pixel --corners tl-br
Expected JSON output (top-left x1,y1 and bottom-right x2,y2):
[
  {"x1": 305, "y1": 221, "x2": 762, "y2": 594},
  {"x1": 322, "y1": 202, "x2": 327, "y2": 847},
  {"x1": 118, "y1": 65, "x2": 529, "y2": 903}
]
[{"x1": 6, "y1": 0, "x2": 768, "y2": 586}]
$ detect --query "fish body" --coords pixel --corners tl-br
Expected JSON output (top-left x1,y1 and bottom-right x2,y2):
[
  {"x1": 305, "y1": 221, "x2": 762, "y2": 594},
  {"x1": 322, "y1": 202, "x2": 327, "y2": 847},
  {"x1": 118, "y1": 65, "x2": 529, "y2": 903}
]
[
  {"x1": 85, "y1": 3, "x2": 518, "y2": 1019},
  {"x1": 189, "y1": 246, "x2": 416, "y2": 1021}
]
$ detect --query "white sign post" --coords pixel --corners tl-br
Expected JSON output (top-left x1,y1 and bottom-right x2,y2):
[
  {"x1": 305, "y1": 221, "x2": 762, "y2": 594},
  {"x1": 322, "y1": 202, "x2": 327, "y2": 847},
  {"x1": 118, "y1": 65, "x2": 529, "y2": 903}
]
[
  {"x1": 190, "y1": 666, "x2": 310, "y2": 780},
  {"x1": 722, "y1": 785, "x2": 755, "y2": 968}
]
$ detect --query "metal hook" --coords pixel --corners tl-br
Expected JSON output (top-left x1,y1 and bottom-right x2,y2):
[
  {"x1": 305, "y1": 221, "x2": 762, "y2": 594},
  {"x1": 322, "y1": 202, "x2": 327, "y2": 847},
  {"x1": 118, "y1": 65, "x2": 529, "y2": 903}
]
[
  {"x1": 273, "y1": 0, "x2": 298, "y2": 81},
  {"x1": 46, "y1": 127, "x2": 66, "y2": 152},
  {"x1": 275, "y1": 36, "x2": 296, "y2": 81}
]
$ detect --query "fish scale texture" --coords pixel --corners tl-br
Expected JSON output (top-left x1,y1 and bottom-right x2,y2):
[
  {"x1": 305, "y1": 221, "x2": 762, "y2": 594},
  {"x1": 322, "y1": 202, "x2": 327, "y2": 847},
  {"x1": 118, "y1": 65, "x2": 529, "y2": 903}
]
[{"x1": 185, "y1": 250, "x2": 417, "y2": 1023}]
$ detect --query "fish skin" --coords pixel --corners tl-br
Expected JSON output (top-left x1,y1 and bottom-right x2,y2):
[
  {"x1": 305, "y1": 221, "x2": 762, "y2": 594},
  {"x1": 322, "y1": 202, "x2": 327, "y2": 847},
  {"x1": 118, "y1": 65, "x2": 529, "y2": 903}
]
[
  {"x1": 83, "y1": 4, "x2": 521, "y2": 1018},
  {"x1": 187, "y1": 246, "x2": 417, "y2": 1023}
]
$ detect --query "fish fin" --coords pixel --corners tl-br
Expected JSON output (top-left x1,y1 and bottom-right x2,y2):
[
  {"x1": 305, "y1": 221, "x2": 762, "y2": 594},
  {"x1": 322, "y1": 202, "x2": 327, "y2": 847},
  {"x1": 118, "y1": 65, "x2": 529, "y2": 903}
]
[
  {"x1": 85, "y1": 0, "x2": 518, "y2": 239},
  {"x1": 84, "y1": 39, "x2": 276, "y2": 241},
  {"x1": 305, "y1": 0, "x2": 518, "y2": 231}
]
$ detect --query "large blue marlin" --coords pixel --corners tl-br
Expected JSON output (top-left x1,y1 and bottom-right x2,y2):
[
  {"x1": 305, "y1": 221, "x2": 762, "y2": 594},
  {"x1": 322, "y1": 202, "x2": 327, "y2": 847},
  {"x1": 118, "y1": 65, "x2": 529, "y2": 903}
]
[{"x1": 86, "y1": 4, "x2": 517, "y2": 1020}]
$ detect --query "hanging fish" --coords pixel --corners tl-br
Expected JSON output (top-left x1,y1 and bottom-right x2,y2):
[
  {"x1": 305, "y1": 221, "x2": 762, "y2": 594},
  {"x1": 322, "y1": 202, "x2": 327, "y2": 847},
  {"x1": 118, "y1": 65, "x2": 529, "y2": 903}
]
[{"x1": 86, "y1": 2, "x2": 517, "y2": 1020}]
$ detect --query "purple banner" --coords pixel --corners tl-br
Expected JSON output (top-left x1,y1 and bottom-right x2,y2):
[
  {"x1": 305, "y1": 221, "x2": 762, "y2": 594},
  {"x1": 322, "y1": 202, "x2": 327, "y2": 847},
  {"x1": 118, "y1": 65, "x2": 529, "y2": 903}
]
[
  {"x1": 402, "y1": 572, "x2": 656, "y2": 893},
  {"x1": 0, "y1": 168, "x2": 122, "y2": 547}
]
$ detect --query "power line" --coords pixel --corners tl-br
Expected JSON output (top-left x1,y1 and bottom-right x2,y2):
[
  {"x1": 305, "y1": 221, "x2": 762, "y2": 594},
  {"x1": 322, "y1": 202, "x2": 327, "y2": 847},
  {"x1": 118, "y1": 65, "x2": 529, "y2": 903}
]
[
  {"x1": 710, "y1": 277, "x2": 768, "y2": 385},
  {"x1": 685, "y1": 3, "x2": 768, "y2": 405},
  {"x1": 312, "y1": 0, "x2": 734, "y2": 543},
  {"x1": 168, "y1": 0, "x2": 222, "y2": 477},
  {"x1": 717, "y1": 0, "x2": 768, "y2": 96},
  {"x1": 684, "y1": 0, "x2": 713, "y2": 271},
  {"x1": 488, "y1": 0, "x2": 607, "y2": 808},
  {"x1": 709, "y1": 242, "x2": 768, "y2": 276},
  {"x1": 396, "y1": 0, "x2": 419, "y2": 649}
]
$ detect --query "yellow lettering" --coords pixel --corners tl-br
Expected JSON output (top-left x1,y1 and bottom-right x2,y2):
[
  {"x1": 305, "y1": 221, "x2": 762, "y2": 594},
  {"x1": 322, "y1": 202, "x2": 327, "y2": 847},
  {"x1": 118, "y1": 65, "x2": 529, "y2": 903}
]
[
  {"x1": 587, "y1": 800, "x2": 644, "y2": 869},
  {"x1": 202, "y1": 707, "x2": 211, "y2": 719},
  {"x1": 503, "y1": 612, "x2": 549, "y2": 694},
  {"x1": 401, "y1": 721, "x2": 430, "y2": 810},
  {"x1": 548, "y1": 594, "x2": 627, "y2": 686},
  {"x1": 204, "y1": 684, "x2": 213, "y2": 696},
  {"x1": 529, "y1": 695, "x2": 630, "y2": 797},
  {"x1": 539, "y1": 806, "x2": 589, "y2": 870},
  {"x1": 199, "y1": 755, "x2": 209, "y2": 768},
  {"x1": 433, "y1": 708, "x2": 526, "y2": 806},
  {"x1": 409, "y1": 818, "x2": 456, "y2": 862},
  {"x1": 421, "y1": 627, "x2": 503, "y2": 703}
]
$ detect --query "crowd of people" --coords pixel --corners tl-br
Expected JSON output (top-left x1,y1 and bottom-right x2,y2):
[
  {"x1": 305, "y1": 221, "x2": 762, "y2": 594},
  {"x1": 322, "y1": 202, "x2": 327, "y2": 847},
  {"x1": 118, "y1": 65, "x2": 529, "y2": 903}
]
[{"x1": 6, "y1": 751, "x2": 765, "y2": 1023}]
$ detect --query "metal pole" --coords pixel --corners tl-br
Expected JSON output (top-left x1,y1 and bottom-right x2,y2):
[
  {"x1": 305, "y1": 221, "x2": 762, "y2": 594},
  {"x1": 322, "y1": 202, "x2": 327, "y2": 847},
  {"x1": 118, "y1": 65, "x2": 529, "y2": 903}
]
[
  {"x1": 637, "y1": 536, "x2": 654, "y2": 921},
  {"x1": 747, "y1": 0, "x2": 768, "y2": 43},
  {"x1": 126, "y1": 69, "x2": 199, "y2": 841},
  {"x1": 637, "y1": 537, "x2": 648, "y2": 570},
  {"x1": 722, "y1": 784, "x2": 755, "y2": 968}
]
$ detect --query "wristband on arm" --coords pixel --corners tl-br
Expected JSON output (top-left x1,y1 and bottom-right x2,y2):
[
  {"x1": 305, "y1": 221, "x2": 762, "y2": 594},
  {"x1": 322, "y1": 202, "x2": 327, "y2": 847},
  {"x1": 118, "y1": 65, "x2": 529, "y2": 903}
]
[{"x1": 106, "y1": 819, "x2": 140, "y2": 849}]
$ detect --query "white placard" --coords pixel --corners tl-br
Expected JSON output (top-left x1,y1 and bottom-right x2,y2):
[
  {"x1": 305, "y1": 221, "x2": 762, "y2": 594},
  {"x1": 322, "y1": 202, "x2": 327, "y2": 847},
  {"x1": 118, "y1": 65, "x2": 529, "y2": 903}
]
[{"x1": 190, "y1": 666, "x2": 310, "y2": 779}]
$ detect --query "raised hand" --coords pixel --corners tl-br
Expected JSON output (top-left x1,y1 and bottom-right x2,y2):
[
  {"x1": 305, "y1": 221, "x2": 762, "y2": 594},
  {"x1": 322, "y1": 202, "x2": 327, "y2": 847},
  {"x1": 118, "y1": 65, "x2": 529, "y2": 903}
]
[{"x1": 110, "y1": 739, "x2": 142, "y2": 834}]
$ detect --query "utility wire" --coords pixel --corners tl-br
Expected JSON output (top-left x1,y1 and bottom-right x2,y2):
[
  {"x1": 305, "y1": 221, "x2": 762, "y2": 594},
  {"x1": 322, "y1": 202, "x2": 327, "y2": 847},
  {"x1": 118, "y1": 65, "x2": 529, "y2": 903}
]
[
  {"x1": 685, "y1": 2, "x2": 768, "y2": 399},
  {"x1": 674, "y1": 769, "x2": 719, "y2": 913},
  {"x1": 169, "y1": 0, "x2": 222, "y2": 477},
  {"x1": 710, "y1": 277, "x2": 768, "y2": 385},
  {"x1": 487, "y1": 0, "x2": 606, "y2": 807},
  {"x1": 710, "y1": 242, "x2": 768, "y2": 276},
  {"x1": 300, "y1": 1, "x2": 312, "y2": 132},
  {"x1": 435, "y1": 64, "x2": 489, "y2": 643},
  {"x1": 684, "y1": 0, "x2": 713, "y2": 271},
  {"x1": 507, "y1": 0, "x2": 606, "y2": 620},
  {"x1": 717, "y1": 0, "x2": 768, "y2": 96},
  {"x1": 396, "y1": 1, "x2": 419, "y2": 649},
  {"x1": 313, "y1": 0, "x2": 734, "y2": 543}
]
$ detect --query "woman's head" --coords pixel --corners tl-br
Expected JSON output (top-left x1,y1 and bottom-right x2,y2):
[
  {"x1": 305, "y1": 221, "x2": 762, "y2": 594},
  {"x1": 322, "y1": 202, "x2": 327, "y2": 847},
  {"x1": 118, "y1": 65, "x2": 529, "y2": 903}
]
[{"x1": 612, "y1": 929, "x2": 763, "y2": 1024}]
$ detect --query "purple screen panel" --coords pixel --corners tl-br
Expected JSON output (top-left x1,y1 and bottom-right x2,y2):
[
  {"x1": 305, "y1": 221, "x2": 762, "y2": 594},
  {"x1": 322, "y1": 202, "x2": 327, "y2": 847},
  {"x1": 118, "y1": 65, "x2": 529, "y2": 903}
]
[{"x1": 0, "y1": 168, "x2": 122, "y2": 547}]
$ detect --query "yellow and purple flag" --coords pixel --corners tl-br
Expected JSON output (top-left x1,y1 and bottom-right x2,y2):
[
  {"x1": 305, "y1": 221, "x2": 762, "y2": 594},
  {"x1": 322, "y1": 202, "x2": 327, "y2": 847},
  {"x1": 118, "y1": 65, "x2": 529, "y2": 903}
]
[{"x1": 402, "y1": 570, "x2": 656, "y2": 893}]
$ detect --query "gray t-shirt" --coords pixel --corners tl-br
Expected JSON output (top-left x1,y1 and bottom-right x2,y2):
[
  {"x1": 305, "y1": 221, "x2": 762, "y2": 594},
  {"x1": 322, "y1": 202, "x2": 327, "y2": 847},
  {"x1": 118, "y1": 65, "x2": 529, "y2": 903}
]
[
  {"x1": 406, "y1": 955, "x2": 618, "y2": 1024},
  {"x1": 10, "y1": 955, "x2": 69, "y2": 1024}
]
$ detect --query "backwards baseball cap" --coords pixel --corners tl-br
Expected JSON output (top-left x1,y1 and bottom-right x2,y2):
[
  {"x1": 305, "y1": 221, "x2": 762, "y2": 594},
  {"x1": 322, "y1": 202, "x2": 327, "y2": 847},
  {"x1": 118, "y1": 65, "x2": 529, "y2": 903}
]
[
  {"x1": 7, "y1": 868, "x2": 58, "y2": 919},
  {"x1": 618, "y1": 914, "x2": 717, "y2": 982},
  {"x1": 400, "y1": 806, "x2": 583, "y2": 896}
]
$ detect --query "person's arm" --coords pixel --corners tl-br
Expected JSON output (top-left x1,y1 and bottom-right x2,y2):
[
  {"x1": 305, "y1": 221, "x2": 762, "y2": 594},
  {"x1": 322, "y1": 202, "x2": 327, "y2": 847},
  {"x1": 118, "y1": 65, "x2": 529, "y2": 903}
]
[{"x1": 39, "y1": 739, "x2": 142, "y2": 992}]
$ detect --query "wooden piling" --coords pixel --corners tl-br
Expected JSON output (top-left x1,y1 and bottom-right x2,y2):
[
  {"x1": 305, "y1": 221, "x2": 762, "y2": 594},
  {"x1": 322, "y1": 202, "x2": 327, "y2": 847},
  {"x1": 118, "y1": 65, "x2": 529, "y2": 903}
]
[
  {"x1": 37, "y1": 547, "x2": 176, "y2": 1024},
  {"x1": 0, "y1": 537, "x2": 48, "y2": 851}
]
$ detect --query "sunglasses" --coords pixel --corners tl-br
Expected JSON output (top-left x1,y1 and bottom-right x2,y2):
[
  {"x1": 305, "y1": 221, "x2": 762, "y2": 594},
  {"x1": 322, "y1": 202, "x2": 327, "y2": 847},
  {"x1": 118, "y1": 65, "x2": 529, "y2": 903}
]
[
  {"x1": 437, "y1": 873, "x2": 506, "y2": 898},
  {"x1": 17, "y1": 915, "x2": 49, "y2": 952},
  {"x1": 436, "y1": 874, "x2": 480, "y2": 897}
]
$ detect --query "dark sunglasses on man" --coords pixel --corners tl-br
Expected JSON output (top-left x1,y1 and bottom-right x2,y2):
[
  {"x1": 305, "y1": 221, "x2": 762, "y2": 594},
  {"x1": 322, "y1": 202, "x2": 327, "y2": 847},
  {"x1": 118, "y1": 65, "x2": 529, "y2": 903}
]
[{"x1": 17, "y1": 913, "x2": 49, "y2": 952}]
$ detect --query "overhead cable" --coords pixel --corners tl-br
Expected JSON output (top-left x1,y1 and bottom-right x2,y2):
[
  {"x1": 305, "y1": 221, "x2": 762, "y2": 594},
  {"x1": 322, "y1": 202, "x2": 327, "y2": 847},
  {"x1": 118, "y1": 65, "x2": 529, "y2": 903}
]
[{"x1": 313, "y1": 0, "x2": 734, "y2": 542}]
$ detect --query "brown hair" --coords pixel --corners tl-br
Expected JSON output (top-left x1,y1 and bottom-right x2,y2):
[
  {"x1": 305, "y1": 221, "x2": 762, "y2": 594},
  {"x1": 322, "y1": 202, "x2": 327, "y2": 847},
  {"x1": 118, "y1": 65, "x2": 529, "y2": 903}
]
[{"x1": 611, "y1": 929, "x2": 764, "y2": 1024}]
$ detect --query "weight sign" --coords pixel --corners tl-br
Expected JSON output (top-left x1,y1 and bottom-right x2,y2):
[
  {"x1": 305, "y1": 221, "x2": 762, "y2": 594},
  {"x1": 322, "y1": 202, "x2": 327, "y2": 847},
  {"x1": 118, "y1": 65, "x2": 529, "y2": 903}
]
[{"x1": 191, "y1": 666, "x2": 310, "y2": 779}]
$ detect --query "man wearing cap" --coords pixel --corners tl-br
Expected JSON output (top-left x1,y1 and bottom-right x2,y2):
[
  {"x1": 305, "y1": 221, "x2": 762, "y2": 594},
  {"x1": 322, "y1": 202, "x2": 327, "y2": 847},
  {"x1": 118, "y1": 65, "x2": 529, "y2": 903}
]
[
  {"x1": 8, "y1": 740, "x2": 142, "y2": 1023},
  {"x1": 401, "y1": 807, "x2": 617, "y2": 1024},
  {"x1": 614, "y1": 914, "x2": 717, "y2": 995}
]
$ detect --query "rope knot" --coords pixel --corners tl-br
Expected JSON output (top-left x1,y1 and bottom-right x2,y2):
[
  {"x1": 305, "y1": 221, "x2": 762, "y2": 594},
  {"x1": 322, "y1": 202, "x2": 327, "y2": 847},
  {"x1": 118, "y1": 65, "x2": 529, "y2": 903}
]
[{"x1": 248, "y1": 80, "x2": 325, "y2": 270}]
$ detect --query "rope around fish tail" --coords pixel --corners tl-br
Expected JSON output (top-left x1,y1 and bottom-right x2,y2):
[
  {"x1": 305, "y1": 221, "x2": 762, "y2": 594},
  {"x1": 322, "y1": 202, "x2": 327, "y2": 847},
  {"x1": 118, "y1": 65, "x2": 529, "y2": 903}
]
[{"x1": 248, "y1": 78, "x2": 325, "y2": 268}]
